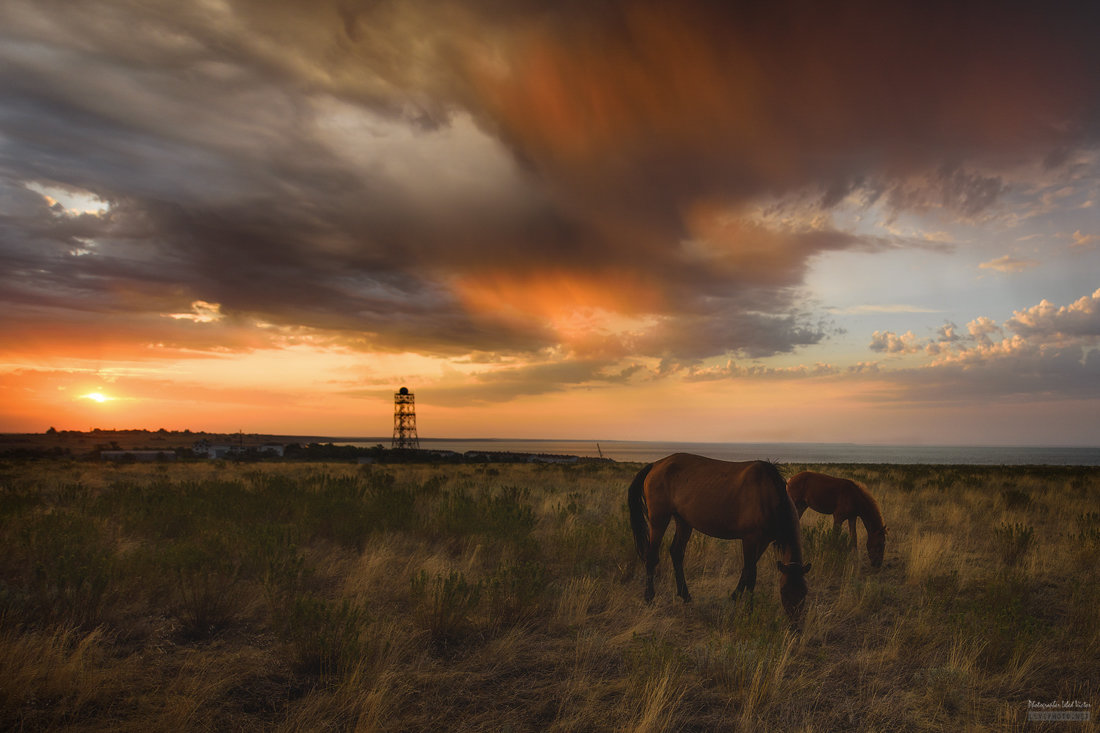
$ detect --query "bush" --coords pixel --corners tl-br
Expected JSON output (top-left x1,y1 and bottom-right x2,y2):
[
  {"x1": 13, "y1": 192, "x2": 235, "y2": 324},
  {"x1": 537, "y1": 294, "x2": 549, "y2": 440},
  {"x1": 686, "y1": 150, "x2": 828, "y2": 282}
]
[
  {"x1": 485, "y1": 561, "x2": 546, "y2": 626},
  {"x1": 242, "y1": 524, "x2": 308, "y2": 629},
  {"x1": 951, "y1": 570, "x2": 1044, "y2": 670},
  {"x1": 11, "y1": 511, "x2": 114, "y2": 628},
  {"x1": 1001, "y1": 488, "x2": 1032, "y2": 510},
  {"x1": 801, "y1": 522, "x2": 851, "y2": 574},
  {"x1": 281, "y1": 595, "x2": 370, "y2": 678},
  {"x1": 992, "y1": 523, "x2": 1035, "y2": 566},
  {"x1": 1075, "y1": 512, "x2": 1100, "y2": 546},
  {"x1": 158, "y1": 532, "x2": 245, "y2": 638},
  {"x1": 429, "y1": 485, "x2": 537, "y2": 553},
  {"x1": 410, "y1": 570, "x2": 482, "y2": 645}
]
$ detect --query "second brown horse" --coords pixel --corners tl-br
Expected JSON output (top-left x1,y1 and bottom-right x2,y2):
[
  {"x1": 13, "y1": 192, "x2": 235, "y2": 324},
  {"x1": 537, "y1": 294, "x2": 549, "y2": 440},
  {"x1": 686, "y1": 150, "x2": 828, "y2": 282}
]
[
  {"x1": 787, "y1": 471, "x2": 887, "y2": 567},
  {"x1": 628, "y1": 453, "x2": 811, "y2": 626}
]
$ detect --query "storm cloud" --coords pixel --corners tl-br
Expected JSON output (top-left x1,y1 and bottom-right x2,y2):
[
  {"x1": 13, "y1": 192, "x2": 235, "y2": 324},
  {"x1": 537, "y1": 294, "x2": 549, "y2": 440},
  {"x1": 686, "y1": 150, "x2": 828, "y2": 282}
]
[{"x1": 2, "y1": 0, "x2": 1099, "y2": 375}]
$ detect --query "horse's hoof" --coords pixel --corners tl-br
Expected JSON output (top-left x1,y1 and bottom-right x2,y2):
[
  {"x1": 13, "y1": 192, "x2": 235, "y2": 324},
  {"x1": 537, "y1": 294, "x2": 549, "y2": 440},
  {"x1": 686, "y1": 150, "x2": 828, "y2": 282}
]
[{"x1": 679, "y1": 594, "x2": 693, "y2": 604}]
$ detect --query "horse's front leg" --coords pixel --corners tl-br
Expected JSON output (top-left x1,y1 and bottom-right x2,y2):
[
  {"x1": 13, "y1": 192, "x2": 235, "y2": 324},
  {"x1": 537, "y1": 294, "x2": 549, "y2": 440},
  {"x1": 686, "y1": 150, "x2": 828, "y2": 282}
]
[
  {"x1": 732, "y1": 539, "x2": 761, "y2": 609},
  {"x1": 847, "y1": 517, "x2": 858, "y2": 551},
  {"x1": 644, "y1": 514, "x2": 671, "y2": 603},
  {"x1": 669, "y1": 517, "x2": 693, "y2": 603}
]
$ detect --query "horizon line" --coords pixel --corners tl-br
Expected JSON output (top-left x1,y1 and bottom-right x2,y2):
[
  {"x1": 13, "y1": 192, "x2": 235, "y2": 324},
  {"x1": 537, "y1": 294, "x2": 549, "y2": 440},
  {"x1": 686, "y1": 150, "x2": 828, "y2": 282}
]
[{"x1": 13, "y1": 428, "x2": 1100, "y2": 450}]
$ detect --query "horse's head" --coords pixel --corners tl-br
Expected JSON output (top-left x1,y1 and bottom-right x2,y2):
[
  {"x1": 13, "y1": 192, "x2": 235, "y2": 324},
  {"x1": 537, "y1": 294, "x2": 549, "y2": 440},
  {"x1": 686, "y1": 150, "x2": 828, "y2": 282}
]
[
  {"x1": 867, "y1": 526, "x2": 887, "y2": 568},
  {"x1": 777, "y1": 561, "x2": 811, "y2": 628}
]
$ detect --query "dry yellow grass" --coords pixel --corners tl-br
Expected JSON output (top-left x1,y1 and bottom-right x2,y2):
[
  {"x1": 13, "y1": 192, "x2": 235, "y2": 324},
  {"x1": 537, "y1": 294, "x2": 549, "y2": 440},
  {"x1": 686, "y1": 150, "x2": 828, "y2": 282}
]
[{"x1": 0, "y1": 458, "x2": 1096, "y2": 730}]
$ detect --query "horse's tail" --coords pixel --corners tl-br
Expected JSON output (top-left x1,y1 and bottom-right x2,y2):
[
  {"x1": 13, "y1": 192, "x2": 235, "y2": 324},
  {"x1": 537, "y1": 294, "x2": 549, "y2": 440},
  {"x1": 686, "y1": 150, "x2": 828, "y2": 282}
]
[{"x1": 627, "y1": 463, "x2": 654, "y2": 560}]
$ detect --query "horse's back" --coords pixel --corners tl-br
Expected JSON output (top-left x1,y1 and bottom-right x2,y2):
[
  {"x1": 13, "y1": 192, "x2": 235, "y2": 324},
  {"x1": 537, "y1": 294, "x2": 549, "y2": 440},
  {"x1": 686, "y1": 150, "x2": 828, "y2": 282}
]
[
  {"x1": 651, "y1": 453, "x2": 777, "y2": 495},
  {"x1": 788, "y1": 471, "x2": 859, "y2": 513},
  {"x1": 646, "y1": 453, "x2": 786, "y2": 539}
]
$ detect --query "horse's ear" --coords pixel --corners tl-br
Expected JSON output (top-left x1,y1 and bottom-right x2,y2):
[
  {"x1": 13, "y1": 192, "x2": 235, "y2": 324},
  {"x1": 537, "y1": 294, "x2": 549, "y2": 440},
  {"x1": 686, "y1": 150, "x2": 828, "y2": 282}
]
[{"x1": 802, "y1": 563, "x2": 812, "y2": 575}]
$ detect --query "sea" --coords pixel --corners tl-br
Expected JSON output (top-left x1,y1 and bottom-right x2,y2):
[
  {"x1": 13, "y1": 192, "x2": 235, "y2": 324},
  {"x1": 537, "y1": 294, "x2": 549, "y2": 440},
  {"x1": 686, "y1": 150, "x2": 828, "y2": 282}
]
[{"x1": 337, "y1": 439, "x2": 1100, "y2": 466}]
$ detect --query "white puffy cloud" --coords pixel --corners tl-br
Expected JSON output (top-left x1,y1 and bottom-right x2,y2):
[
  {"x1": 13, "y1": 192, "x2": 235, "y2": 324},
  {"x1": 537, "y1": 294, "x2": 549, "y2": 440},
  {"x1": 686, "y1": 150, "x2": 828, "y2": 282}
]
[
  {"x1": 967, "y1": 316, "x2": 1003, "y2": 346},
  {"x1": 1005, "y1": 288, "x2": 1100, "y2": 340},
  {"x1": 869, "y1": 330, "x2": 922, "y2": 354},
  {"x1": 869, "y1": 288, "x2": 1100, "y2": 402}
]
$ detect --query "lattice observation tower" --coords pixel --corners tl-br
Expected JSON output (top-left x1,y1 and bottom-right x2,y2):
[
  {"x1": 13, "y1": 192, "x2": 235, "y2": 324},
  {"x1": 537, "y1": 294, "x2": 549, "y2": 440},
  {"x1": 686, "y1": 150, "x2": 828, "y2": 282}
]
[{"x1": 391, "y1": 386, "x2": 419, "y2": 449}]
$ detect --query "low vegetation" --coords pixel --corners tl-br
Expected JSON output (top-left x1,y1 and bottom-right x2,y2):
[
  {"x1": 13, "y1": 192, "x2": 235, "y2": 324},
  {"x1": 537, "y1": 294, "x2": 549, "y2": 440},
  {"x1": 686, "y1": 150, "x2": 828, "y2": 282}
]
[{"x1": 0, "y1": 458, "x2": 1096, "y2": 730}]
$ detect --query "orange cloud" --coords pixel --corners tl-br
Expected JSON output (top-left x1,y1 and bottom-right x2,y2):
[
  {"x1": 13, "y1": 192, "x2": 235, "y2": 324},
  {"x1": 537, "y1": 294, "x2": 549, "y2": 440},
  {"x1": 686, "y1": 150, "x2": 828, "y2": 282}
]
[
  {"x1": 451, "y1": 268, "x2": 664, "y2": 349},
  {"x1": 465, "y1": 2, "x2": 1089, "y2": 196},
  {"x1": 979, "y1": 255, "x2": 1039, "y2": 273},
  {"x1": 467, "y1": 5, "x2": 783, "y2": 180}
]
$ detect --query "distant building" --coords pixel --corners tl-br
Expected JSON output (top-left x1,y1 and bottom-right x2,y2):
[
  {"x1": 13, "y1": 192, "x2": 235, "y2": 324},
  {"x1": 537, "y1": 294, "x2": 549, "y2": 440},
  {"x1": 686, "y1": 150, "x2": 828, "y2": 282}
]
[{"x1": 191, "y1": 440, "x2": 284, "y2": 459}]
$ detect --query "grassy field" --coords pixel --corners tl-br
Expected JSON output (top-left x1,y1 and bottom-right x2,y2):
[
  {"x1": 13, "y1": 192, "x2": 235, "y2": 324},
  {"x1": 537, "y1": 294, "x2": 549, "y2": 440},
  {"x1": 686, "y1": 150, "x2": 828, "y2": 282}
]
[{"x1": 0, "y1": 458, "x2": 1097, "y2": 731}]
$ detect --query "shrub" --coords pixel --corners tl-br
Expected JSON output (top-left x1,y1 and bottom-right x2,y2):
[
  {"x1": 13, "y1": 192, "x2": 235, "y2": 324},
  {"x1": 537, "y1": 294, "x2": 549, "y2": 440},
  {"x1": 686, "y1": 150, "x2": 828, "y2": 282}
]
[
  {"x1": 801, "y1": 522, "x2": 851, "y2": 574},
  {"x1": 952, "y1": 570, "x2": 1043, "y2": 670},
  {"x1": 410, "y1": 570, "x2": 482, "y2": 645},
  {"x1": 282, "y1": 595, "x2": 370, "y2": 679},
  {"x1": 485, "y1": 561, "x2": 546, "y2": 626},
  {"x1": 12, "y1": 511, "x2": 114, "y2": 628},
  {"x1": 428, "y1": 485, "x2": 537, "y2": 552},
  {"x1": 245, "y1": 524, "x2": 308, "y2": 626},
  {"x1": 308, "y1": 472, "x2": 416, "y2": 549},
  {"x1": 1001, "y1": 488, "x2": 1032, "y2": 510},
  {"x1": 0, "y1": 484, "x2": 40, "y2": 518},
  {"x1": 158, "y1": 532, "x2": 245, "y2": 638},
  {"x1": 992, "y1": 523, "x2": 1035, "y2": 566},
  {"x1": 1075, "y1": 512, "x2": 1100, "y2": 546}
]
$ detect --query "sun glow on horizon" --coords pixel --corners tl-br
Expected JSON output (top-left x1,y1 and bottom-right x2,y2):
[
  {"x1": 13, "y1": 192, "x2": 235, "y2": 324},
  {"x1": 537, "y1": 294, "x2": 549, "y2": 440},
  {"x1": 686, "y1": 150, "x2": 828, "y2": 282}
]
[{"x1": 80, "y1": 392, "x2": 113, "y2": 403}]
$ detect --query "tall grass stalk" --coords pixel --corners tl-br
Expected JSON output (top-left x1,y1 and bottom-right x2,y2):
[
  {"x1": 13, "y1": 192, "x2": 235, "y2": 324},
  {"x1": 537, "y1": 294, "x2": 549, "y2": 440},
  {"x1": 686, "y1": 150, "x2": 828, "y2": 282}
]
[{"x1": 630, "y1": 662, "x2": 684, "y2": 733}]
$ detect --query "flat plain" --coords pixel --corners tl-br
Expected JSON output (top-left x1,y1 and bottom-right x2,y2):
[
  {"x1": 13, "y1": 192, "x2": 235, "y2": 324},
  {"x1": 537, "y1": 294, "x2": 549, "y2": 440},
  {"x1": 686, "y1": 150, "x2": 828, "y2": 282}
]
[{"x1": 1, "y1": 457, "x2": 1097, "y2": 731}]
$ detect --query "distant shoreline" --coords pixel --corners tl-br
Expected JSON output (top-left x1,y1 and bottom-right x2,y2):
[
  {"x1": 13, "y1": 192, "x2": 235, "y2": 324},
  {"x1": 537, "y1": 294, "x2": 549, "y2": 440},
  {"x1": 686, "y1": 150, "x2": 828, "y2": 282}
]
[{"x1": 2, "y1": 430, "x2": 1099, "y2": 466}]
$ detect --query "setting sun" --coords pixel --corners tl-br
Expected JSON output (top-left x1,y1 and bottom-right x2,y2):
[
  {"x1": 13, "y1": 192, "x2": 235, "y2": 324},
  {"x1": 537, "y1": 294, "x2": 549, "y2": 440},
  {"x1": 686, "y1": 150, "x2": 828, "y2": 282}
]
[{"x1": 80, "y1": 392, "x2": 112, "y2": 403}]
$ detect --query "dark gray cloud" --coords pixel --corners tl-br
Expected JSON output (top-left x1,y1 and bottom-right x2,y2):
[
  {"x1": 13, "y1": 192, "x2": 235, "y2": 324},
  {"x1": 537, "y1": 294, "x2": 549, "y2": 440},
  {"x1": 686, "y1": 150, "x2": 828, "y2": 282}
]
[{"x1": 2, "y1": 0, "x2": 1099, "y2": 374}]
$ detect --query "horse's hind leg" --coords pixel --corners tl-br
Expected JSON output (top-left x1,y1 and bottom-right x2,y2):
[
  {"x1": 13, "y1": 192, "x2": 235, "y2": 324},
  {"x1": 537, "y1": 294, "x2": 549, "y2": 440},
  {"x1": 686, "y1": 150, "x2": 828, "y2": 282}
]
[
  {"x1": 669, "y1": 517, "x2": 693, "y2": 603},
  {"x1": 644, "y1": 514, "x2": 671, "y2": 602}
]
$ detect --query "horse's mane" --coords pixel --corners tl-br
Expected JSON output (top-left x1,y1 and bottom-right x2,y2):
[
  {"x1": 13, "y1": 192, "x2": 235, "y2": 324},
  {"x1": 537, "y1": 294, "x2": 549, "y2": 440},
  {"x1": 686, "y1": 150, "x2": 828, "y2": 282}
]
[
  {"x1": 853, "y1": 480, "x2": 885, "y2": 531},
  {"x1": 761, "y1": 460, "x2": 805, "y2": 561}
]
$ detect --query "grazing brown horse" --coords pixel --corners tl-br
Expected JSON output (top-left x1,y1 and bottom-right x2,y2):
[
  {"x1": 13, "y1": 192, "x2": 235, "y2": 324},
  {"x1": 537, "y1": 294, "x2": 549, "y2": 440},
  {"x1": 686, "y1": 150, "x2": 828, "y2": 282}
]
[
  {"x1": 786, "y1": 471, "x2": 887, "y2": 567},
  {"x1": 628, "y1": 453, "x2": 811, "y2": 626}
]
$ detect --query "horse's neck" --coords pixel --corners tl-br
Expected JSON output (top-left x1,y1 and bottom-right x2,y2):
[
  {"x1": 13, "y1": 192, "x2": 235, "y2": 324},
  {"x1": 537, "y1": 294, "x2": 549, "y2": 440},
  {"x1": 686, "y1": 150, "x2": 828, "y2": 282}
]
[
  {"x1": 853, "y1": 487, "x2": 884, "y2": 532},
  {"x1": 778, "y1": 541, "x2": 806, "y2": 566},
  {"x1": 777, "y1": 512, "x2": 807, "y2": 566},
  {"x1": 775, "y1": 496, "x2": 806, "y2": 566}
]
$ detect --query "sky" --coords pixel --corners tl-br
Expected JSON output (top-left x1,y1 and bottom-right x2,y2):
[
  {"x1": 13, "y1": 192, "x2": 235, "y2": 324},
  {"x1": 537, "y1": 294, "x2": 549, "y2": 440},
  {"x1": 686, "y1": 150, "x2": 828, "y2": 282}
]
[{"x1": 1, "y1": 0, "x2": 1099, "y2": 445}]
